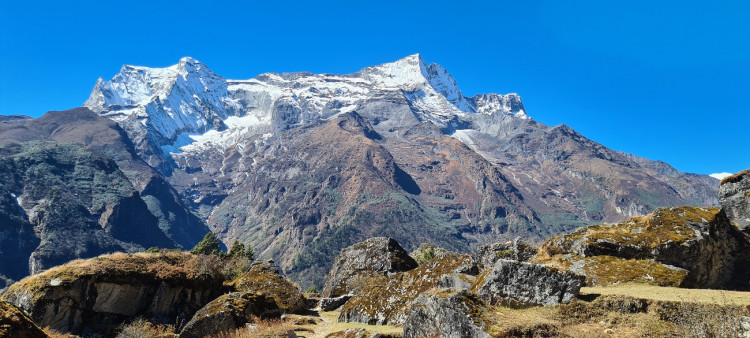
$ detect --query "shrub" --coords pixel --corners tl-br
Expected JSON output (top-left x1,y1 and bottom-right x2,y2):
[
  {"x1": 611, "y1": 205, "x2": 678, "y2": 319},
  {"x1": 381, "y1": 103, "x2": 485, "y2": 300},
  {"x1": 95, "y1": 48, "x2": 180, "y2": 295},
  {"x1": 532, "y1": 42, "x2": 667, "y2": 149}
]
[{"x1": 115, "y1": 317, "x2": 174, "y2": 338}]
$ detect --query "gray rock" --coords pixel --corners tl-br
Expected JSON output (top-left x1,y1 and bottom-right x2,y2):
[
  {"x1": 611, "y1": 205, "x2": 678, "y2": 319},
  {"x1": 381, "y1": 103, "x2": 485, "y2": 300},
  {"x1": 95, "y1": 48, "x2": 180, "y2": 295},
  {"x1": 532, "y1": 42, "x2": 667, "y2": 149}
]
[
  {"x1": 476, "y1": 259, "x2": 583, "y2": 306},
  {"x1": 179, "y1": 292, "x2": 280, "y2": 338},
  {"x1": 720, "y1": 170, "x2": 750, "y2": 231},
  {"x1": 437, "y1": 274, "x2": 474, "y2": 291},
  {"x1": 403, "y1": 289, "x2": 490, "y2": 338},
  {"x1": 475, "y1": 237, "x2": 536, "y2": 268},
  {"x1": 320, "y1": 294, "x2": 352, "y2": 311},
  {"x1": 321, "y1": 237, "x2": 418, "y2": 298}
]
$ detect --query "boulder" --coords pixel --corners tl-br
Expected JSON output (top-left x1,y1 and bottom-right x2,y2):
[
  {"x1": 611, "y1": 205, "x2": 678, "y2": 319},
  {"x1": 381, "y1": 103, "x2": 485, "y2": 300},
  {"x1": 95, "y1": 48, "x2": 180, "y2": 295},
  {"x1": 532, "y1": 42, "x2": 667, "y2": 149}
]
[
  {"x1": 338, "y1": 253, "x2": 478, "y2": 325},
  {"x1": 0, "y1": 300, "x2": 46, "y2": 338},
  {"x1": 320, "y1": 294, "x2": 353, "y2": 311},
  {"x1": 229, "y1": 263, "x2": 309, "y2": 314},
  {"x1": 322, "y1": 237, "x2": 418, "y2": 298},
  {"x1": 179, "y1": 292, "x2": 280, "y2": 338},
  {"x1": 0, "y1": 251, "x2": 226, "y2": 336},
  {"x1": 720, "y1": 169, "x2": 750, "y2": 231},
  {"x1": 534, "y1": 206, "x2": 750, "y2": 289},
  {"x1": 403, "y1": 289, "x2": 490, "y2": 338},
  {"x1": 475, "y1": 259, "x2": 583, "y2": 306},
  {"x1": 475, "y1": 237, "x2": 536, "y2": 268}
]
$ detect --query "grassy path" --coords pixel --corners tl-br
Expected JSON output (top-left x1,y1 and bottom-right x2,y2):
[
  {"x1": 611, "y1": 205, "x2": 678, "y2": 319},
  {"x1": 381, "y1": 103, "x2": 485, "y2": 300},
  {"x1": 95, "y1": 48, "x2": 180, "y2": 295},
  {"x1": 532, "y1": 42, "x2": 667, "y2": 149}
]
[{"x1": 291, "y1": 310, "x2": 402, "y2": 338}]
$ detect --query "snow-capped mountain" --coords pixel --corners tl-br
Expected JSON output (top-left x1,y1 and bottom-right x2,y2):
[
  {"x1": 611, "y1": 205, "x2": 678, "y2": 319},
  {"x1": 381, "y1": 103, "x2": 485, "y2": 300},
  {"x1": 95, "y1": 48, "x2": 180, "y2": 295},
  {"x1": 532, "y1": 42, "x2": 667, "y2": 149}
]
[
  {"x1": 85, "y1": 54, "x2": 526, "y2": 158},
  {"x1": 82, "y1": 54, "x2": 719, "y2": 289}
]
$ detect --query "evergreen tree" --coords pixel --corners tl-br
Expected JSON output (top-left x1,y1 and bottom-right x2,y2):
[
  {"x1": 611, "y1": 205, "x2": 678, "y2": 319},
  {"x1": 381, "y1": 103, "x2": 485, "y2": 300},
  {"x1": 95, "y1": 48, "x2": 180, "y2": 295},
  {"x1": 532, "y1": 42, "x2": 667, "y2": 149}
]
[
  {"x1": 228, "y1": 240, "x2": 246, "y2": 257},
  {"x1": 190, "y1": 232, "x2": 223, "y2": 256}
]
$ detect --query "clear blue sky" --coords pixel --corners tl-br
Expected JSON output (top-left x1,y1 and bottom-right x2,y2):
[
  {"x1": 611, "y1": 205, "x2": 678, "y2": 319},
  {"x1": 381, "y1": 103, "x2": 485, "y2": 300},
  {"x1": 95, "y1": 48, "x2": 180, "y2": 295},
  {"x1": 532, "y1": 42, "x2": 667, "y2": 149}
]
[{"x1": 1, "y1": 0, "x2": 748, "y2": 175}]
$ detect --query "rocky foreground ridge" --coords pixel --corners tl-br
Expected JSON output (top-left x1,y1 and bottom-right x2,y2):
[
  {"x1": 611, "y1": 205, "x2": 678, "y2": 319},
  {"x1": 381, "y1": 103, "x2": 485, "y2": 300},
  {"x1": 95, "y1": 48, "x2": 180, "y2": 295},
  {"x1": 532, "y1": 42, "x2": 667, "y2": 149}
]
[{"x1": 2, "y1": 169, "x2": 750, "y2": 337}]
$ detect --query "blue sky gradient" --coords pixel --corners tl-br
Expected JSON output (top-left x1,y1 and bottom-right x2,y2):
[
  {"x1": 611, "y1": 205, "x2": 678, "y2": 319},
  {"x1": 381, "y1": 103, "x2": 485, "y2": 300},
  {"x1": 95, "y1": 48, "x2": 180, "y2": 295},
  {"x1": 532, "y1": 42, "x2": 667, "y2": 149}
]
[{"x1": 0, "y1": 0, "x2": 747, "y2": 175}]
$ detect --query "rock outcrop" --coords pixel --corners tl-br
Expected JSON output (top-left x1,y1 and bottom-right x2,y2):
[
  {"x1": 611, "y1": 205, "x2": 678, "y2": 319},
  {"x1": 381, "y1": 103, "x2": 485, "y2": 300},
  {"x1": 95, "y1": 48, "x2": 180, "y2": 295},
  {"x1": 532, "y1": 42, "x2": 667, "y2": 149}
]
[
  {"x1": 474, "y1": 237, "x2": 536, "y2": 268},
  {"x1": 179, "y1": 292, "x2": 280, "y2": 338},
  {"x1": 322, "y1": 237, "x2": 418, "y2": 298},
  {"x1": 0, "y1": 300, "x2": 46, "y2": 338},
  {"x1": 403, "y1": 289, "x2": 491, "y2": 338},
  {"x1": 320, "y1": 294, "x2": 353, "y2": 311},
  {"x1": 534, "y1": 206, "x2": 750, "y2": 289},
  {"x1": 720, "y1": 169, "x2": 750, "y2": 231},
  {"x1": 475, "y1": 259, "x2": 583, "y2": 306},
  {"x1": 228, "y1": 263, "x2": 309, "y2": 314},
  {"x1": 338, "y1": 253, "x2": 478, "y2": 325},
  {"x1": 0, "y1": 251, "x2": 227, "y2": 336}
]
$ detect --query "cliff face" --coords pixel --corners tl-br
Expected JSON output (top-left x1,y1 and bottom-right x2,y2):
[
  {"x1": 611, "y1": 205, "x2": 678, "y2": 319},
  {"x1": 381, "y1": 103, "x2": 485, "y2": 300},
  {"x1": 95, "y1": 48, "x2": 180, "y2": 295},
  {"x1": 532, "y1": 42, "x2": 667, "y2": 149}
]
[
  {"x1": 0, "y1": 108, "x2": 211, "y2": 288},
  {"x1": 720, "y1": 169, "x2": 750, "y2": 231},
  {"x1": 0, "y1": 142, "x2": 175, "y2": 280}
]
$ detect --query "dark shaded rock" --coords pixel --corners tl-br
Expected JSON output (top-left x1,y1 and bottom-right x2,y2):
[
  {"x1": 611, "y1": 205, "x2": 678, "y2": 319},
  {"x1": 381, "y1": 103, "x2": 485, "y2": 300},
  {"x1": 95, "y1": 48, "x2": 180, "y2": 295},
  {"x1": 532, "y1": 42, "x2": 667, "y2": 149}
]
[
  {"x1": 322, "y1": 237, "x2": 418, "y2": 298},
  {"x1": 1, "y1": 251, "x2": 227, "y2": 336},
  {"x1": 403, "y1": 289, "x2": 490, "y2": 338},
  {"x1": 320, "y1": 294, "x2": 352, "y2": 311},
  {"x1": 475, "y1": 237, "x2": 536, "y2": 268},
  {"x1": 476, "y1": 259, "x2": 583, "y2": 306},
  {"x1": 179, "y1": 292, "x2": 280, "y2": 338},
  {"x1": 229, "y1": 263, "x2": 309, "y2": 314},
  {"x1": 720, "y1": 169, "x2": 750, "y2": 231},
  {"x1": 339, "y1": 254, "x2": 477, "y2": 325},
  {"x1": 0, "y1": 300, "x2": 46, "y2": 338}
]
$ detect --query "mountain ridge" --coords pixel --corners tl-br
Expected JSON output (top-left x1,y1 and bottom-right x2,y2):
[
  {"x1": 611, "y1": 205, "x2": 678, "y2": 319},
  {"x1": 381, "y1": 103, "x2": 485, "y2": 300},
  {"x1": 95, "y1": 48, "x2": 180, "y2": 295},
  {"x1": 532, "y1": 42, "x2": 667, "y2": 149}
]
[{"x1": 0, "y1": 54, "x2": 719, "y2": 289}]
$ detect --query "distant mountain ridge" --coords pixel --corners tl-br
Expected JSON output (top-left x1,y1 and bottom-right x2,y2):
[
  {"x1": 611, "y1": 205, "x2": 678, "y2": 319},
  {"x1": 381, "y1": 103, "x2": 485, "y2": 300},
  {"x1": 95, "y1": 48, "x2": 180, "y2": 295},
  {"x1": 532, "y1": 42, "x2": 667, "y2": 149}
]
[{"x1": 0, "y1": 55, "x2": 719, "y2": 289}]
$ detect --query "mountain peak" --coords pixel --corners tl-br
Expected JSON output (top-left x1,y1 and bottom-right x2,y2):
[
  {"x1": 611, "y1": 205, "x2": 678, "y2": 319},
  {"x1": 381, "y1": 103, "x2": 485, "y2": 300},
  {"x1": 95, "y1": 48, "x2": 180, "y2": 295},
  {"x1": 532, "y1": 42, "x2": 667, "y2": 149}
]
[{"x1": 179, "y1": 56, "x2": 200, "y2": 65}]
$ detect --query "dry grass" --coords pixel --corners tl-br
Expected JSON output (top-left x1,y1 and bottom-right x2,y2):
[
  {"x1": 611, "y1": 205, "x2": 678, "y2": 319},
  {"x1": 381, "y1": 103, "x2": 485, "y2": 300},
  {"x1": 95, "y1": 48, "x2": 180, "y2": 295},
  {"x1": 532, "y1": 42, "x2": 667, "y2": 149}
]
[
  {"x1": 296, "y1": 311, "x2": 402, "y2": 338},
  {"x1": 581, "y1": 284, "x2": 750, "y2": 305},
  {"x1": 214, "y1": 317, "x2": 295, "y2": 337},
  {"x1": 115, "y1": 317, "x2": 175, "y2": 338},
  {"x1": 476, "y1": 284, "x2": 750, "y2": 337}
]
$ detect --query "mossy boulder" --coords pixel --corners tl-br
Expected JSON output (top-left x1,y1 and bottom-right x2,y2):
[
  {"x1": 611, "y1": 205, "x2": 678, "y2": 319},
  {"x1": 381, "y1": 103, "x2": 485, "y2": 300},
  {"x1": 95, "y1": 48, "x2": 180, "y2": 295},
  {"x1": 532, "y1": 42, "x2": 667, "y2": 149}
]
[
  {"x1": 0, "y1": 251, "x2": 227, "y2": 336},
  {"x1": 338, "y1": 253, "x2": 478, "y2": 325},
  {"x1": 535, "y1": 206, "x2": 750, "y2": 289},
  {"x1": 719, "y1": 168, "x2": 750, "y2": 231},
  {"x1": 179, "y1": 292, "x2": 280, "y2": 338},
  {"x1": 322, "y1": 237, "x2": 418, "y2": 298},
  {"x1": 0, "y1": 300, "x2": 46, "y2": 338},
  {"x1": 228, "y1": 263, "x2": 309, "y2": 314},
  {"x1": 403, "y1": 288, "x2": 491, "y2": 338}
]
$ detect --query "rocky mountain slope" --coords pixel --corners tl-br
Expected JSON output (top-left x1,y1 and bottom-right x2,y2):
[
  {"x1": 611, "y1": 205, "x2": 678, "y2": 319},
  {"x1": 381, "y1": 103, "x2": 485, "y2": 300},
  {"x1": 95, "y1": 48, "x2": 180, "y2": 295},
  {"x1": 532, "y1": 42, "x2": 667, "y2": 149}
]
[
  {"x1": 0, "y1": 109, "x2": 209, "y2": 289},
  {"x1": 0, "y1": 55, "x2": 720, "y2": 291},
  {"x1": 77, "y1": 55, "x2": 719, "y2": 288}
]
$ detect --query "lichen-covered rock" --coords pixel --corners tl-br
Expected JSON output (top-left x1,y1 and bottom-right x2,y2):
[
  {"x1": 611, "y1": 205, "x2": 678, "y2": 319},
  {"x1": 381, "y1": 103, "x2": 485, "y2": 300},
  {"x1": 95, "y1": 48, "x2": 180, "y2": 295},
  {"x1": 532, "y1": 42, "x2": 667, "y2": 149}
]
[
  {"x1": 179, "y1": 292, "x2": 280, "y2": 338},
  {"x1": 0, "y1": 300, "x2": 46, "y2": 338},
  {"x1": 322, "y1": 237, "x2": 418, "y2": 298},
  {"x1": 229, "y1": 263, "x2": 309, "y2": 314},
  {"x1": 534, "y1": 206, "x2": 750, "y2": 289},
  {"x1": 403, "y1": 289, "x2": 490, "y2": 338},
  {"x1": 475, "y1": 259, "x2": 583, "y2": 306},
  {"x1": 475, "y1": 237, "x2": 536, "y2": 268},
  {"x1": 720, "y1": 169, "x2": 750, "y2": 231},
  {"x1": 320, "y1": 294, "x2": 352, "y2": 311},
  {"x1": 0, "y1": 251, "x2": 227, "y2": 336},
  {"x1": 338, "y1": 254, "x2": 478, "y2": 325}
]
